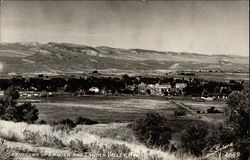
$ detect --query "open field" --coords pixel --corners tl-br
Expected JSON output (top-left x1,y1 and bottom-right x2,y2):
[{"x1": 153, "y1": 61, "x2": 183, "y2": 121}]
[
  {"x1": 18, "y1": 95, "x2": 226, "y2": 132},
  {"x1": 178, "y1": 100, "x2": 226, "y2": 112},
  {"x1": 24, "y1": 96, "x2": 184, "y2": 123},
  {"x1": 175, "y1": 98, "x2": 226, "y2": 122}
]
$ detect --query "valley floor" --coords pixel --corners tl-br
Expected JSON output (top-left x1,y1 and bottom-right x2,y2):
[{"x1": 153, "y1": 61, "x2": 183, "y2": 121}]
[{"x1": 1, "y1": 96, "x2": 226, "y2": 160}]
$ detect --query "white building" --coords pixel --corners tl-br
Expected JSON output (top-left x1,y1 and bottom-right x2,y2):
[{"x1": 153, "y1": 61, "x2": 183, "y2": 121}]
[
  {"x1": 175, "y1": 83, "x2": 187, "y2": 89},
  {"x1": 201, "y1": 96, "x2": 215, "y2": 101},
  {"x1": 148, "y1": 84, "x2": 172, "y2": 95},
  {"x1": 89, "y1": 87, "x2": 99, "y2": 93}
]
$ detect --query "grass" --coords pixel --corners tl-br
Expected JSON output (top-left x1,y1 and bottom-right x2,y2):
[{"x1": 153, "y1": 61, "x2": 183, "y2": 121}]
[
  {"x1": 20, "y1": 95, "x2": 223, "y2": 133},
  {"x1": 80, "y1": 123, "x2": 136, "y2": 143},
  {"x1": 22, "y1": 96, "x2": 227, "y2": 123},
  {"x1": 33, "y1": 96, "x2": 180, "y2": 123},
  {"x1": 23, "y1": 130, "x2": 66, "y2": 148},
  {"x1": 0, "y1": 120, "x2": 179, "y2": 160},
  {"x1": 0, "y1": 140, "x2": 15, "y2": 160},
  {"x1": 175, "y1": 99, "x2": 226, "y2": 122},
  {"x1": 0, "y1": 119, "x2": 220, "y2": 160}
]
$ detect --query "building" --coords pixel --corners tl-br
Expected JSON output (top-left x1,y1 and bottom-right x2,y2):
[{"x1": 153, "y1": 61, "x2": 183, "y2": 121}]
[
  {"x1": 89, "y1": 87, "x2": 99, "y2": 93},
  {"x1": 175, "y1": 83, "x2": 187, "y2": 89},
  {"x1": 201, "y1": 96, "x2": 215, "y2": 101},
  {"x1": 148, "y1": 84, "x2": 172, "y2": 95},
  {"x1": 137, "y1": 83, "x2": 172, "y2": 96}
]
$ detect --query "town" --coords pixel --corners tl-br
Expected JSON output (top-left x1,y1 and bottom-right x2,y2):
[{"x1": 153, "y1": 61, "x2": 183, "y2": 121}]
[{"x1": 0, "y1": 73, "x2": 244, "y2": 100}]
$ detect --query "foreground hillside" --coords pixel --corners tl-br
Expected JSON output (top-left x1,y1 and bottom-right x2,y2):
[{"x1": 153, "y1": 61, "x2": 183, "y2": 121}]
[
  {"x1": 0, "y1": 42, "x2": 248, "y2": 74},
  {"x1": 0, "y1": 120, "x2": 181, "y2": 160}
]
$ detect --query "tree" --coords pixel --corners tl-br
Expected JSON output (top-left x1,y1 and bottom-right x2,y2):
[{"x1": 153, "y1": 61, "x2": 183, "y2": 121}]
[
  {"x1": 224, "y1": 83, "x2": 249, "y2": 160},
  {"x1": 0, "y1": 86, "x2": 19, "y2": 120},
  {"x1": 225, "y1": 86, "x2": 249, "y2": 137},
  {"x1": 17, "y1": 103, "x2": 39, "y2": 123},
  {"x1": 0, "y1": 86, "x2": 39, "y2": 123},
  {"x1": 180, "y1": 121, "x2": 209, "y2": 156},
  {"x1": 132, "y1": 112, "x2": 172, "y2": 150}
]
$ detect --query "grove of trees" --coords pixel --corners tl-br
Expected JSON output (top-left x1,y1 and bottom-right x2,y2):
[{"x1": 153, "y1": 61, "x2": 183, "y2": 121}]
[{"x1": 0, "y1": 87, "x2": 39, "y2": 123}]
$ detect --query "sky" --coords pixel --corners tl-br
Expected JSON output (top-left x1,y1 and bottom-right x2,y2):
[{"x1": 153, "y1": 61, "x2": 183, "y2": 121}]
[{"x1": 0, "y1": 1, "x2": 249, "y2": 56}]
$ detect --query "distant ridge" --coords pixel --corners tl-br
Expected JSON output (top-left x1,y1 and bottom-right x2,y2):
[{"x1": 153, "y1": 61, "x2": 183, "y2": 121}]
[{"x1": 0, "y1": 42, "x2": 248, "y2": 74}]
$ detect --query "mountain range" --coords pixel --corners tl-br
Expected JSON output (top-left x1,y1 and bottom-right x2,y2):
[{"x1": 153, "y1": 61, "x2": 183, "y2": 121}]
[{"x1": 0, "y1": 42, "x2": 248, "y2": 75}]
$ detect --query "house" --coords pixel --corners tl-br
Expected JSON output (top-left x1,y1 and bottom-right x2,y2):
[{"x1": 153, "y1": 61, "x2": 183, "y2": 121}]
[
  {"x1": 201, "y1": 96, "x2": 215, "y2": 101},
  {"x1": 156, "y1": 84, "x2": 172, "y2": 94},
  {"x1": 137, "y1": 83, "x2": 172, "y2": 96},
  {"x1": 148, "y1": 84, "x2": 171, "y2": 95},
  {"x1": 89, "y1": 87, "x2": 99, "y2": 93},
  {"x1": 175, "y1": 83, "x2": 187, "y2": 89}
]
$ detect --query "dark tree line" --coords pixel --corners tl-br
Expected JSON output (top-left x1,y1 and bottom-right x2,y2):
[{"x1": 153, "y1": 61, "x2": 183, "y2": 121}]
[{"x1": 0, "y1": 75, "x2": 244, "y2": 96}]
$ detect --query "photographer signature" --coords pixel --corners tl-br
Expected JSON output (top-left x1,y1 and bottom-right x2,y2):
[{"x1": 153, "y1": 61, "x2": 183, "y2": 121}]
[{"x1": 205, "y1": 143, "x2": 240, "y2": 158}]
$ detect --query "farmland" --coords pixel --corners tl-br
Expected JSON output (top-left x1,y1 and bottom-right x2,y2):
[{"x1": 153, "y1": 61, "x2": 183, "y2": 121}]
[
  {"x1": 18, "y1": 95, "x2": 225, "y2": 131},
  {"x1": 21, "y1": 96, "x2": 183, "y2": 122}
]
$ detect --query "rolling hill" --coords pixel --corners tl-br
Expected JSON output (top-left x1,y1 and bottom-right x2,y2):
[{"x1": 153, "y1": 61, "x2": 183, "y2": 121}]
[{"x1": 0, "y1": 42, "x2": 248, "y2": 75}]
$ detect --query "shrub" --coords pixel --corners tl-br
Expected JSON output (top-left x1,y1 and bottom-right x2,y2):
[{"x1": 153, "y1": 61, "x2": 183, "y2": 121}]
[
  {"x1": 234, "y1": 138, "x2": 250, "y2": 160},
  {"x1": 23, "y1": 130, "x2": 65, "y2": 148},
  {"x1": 17, "y1": 102, "x2": 39, "y2": 123},
  {"x1": 75, "y1": 116, "x2": 98, "y2": 125},
  {"x1": 205, "y1": 123, "x2": 234, "y2": 148},
  {"x1": 180, "y1": 121, "x2": 209, "y2": 156},
  {"x1": 23, "y1": 130, "x2": 40, "y2": 144},
  {"x1": 68, "y1": 139, "x2": 89, "y2": 153},
  {"x1": 132, "y1": 112, "x2": 172, "y2": 150},
  {"x1": 207, "y1": 107, "x2": 222, "y2": 114},
  {"x1": 174, "y1": 110, "x2": 186, "y2": 116},
  {"x1": 53, "y1": 118, "x2": 76, "y2": 129},
  {"x1": 52, "y1": 124, "x2": 73, "y2": 132},
  {"x1": 39, "y1": 120, "x2": 47, "y2": 124},
  {"x1": 94, "y1": 125, "x2": 135, "y2": 142}
]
